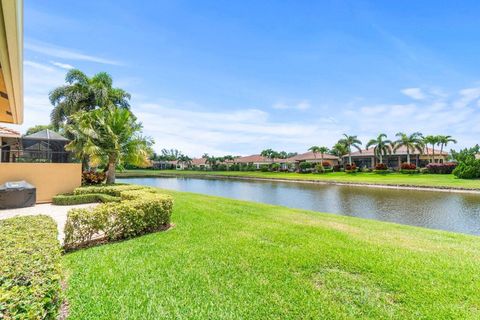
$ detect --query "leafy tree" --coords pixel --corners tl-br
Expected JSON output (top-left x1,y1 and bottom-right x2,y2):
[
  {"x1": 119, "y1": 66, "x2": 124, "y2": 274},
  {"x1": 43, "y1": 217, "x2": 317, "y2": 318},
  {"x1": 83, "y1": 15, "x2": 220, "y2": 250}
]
[
  {"x1": 308, "y1": 146, "x2": 320, "y2": 159},
  {"x1": 437, "y1": 135, "x2": 457, "y2": 163},
  {"x1": 330, "y1": 142, "x2": 348, "y2": 159},
  {"x1": 25, "y1": 124, "x2": 55, "y2": 136},
  {"x1": 366, "y1": 133, "x2": 392, "y2": 164},
  {"x1": 339, "y1": 134, "x2": 362, "y2": 165},
  {"x1": 451, "y1": 145, "x2": 480, "y2": 163},
  {"x1": 66, "y1": 106, "x2": 153, "y2": 184},
  {"x1": 155, "y1": 149, "x2": 182, "y2": 161},
  {"x1": 393, "y1": 132, "x2": 424, "y2": 164},
  {"x1": 49, "y1": 69, "x2": 130, "y2": 129},
  {"x1": 309, "y1": 146, "x2": 329, "y2": 165}
]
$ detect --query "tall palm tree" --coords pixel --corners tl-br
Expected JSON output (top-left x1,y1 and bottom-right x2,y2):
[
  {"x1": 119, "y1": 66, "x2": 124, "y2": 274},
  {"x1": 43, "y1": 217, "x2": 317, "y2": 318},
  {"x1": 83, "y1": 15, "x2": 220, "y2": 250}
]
[
  {"x1": 393, "y1": 132, "x2": 424, "y2": 165},
  {"x1": 423, "y1": 135, "x2": 441, "y2": 163},
  {"x1": 437, "y1": 135, "x2": 457, "y2": 163},
  {"x1": 331, "y1": 142, "x2": 348, "y2": 158},
  {"x1": 339, "y1": 134, "x2": 362, "y2": 165},
  {"x1": 318, "y1": 146, "x2": 329, "y2": 166},
  {"x1": 366, "y1": 133, "x2": 392, "y2": 164},
  {"x1": 66, "y1": 106, "x2": 153, "y2": 184},
  {"x1": 260, "y1": 149, "x2": 278, "y2": 163},
  {"x1": 308, "y1": 146, "x2": 320, "y2": 160},
  {"x1": 49, "y1": 69, "x2": 131, "y2": 129}
]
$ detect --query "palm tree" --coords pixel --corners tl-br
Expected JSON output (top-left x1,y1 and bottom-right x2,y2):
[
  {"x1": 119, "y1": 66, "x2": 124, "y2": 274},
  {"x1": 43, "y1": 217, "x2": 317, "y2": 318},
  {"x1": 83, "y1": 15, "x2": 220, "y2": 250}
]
[
  {"x1": 331, "y1": 142, "x2": 348, "y2": 159},
  {"x1": 318, "y1": 147, "x2": 329, "y2": 166},
  {"x1": 423, "y1": 135, "x2": 441, "y2": 163},
  {"x1": 260, "y1": 149, "x2": 278, "y2": 163},
  {"x1": 66, "y1": 106, "x2": 153, "y2": 184},
  {"x1": 339, "y1": 134, "x2": 362, "y2": 165},
  {"x1": 49, "y1": 69, "x2": 131, "y2": 129},
  {"x1": 393, "y1": 132, "x2": 424, "y2": 165},
  {"x1": 437, "y1": 135, "x2": 457, "y2": 163},
  {"x1": 308, "y1": 146, "x2": 320, "y2": 160},
  {"x1": 366, "y1": 133, "x2": 392, "y2": 165}
]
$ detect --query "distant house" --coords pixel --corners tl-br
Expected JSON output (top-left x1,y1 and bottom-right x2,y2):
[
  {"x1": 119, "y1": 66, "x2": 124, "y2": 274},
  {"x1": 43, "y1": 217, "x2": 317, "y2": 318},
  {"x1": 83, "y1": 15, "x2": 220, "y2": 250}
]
[
  {"x1": 190, "y1": 158, "x2": 209, "y2": 170},
  {"x1": 234, "y1": 154, "x2": 295, "y2": 169},
  {"x1": 343, "y1": 145, "x2": 449, "y2": 168},
  {"x1": 290, "y1": 151, "x2": 339, "y2": 166}
]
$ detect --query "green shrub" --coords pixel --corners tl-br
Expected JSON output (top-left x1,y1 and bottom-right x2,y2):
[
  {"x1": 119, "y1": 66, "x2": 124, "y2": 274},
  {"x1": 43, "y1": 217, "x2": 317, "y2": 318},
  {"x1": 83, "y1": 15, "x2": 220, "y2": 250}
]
[
  {"x1": 400, "y1": 169, "x2": 419, "y2": 174},
  {"x1": 315, "y1": 164, "x2": 325, "y2": 173},
  {"x1": 259, "y1": 164, "x2": 269, "y2": 172},
  {"x1": 53, "y1": 193, "x2": 120, "y2": 205},
  {"x1": 64, "y1": 186, "x2": 173, "y2": 250},
  {"x1": 0, "y1": 216, "x2": 62, "y2": 319},
  {"x1": 453, "y1": 158, "x2": 480, "y2": 179},
  {"x1": 74, "y1": 184, "x2": 144, "y2": 197}
]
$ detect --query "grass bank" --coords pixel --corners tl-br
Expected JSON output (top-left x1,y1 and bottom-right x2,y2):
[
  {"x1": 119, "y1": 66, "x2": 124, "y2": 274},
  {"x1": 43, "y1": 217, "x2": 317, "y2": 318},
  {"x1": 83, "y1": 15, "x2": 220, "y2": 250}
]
[
  {"x1": 64, "y1": 189, "x2": 480, "y2": 319},
  {"x1": 117, "y1": 169, "x2": 480, "y2": 191}
]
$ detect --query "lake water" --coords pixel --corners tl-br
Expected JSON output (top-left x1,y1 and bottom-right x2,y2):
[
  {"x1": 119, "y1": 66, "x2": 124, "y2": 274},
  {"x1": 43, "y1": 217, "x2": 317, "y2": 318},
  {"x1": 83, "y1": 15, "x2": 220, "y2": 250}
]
[{"x1": 118, "y1": 176, "x2": 480, "y2": 235}]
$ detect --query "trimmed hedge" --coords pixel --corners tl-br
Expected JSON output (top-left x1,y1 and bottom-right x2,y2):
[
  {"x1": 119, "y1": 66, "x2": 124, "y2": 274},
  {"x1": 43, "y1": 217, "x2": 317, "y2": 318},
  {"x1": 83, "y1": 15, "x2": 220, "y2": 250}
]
[
  {"x1": 53, "y1": 193, "x2": 120, "y2": 205},
  {"x1": 73, "y1": 184, "x2": 145, "y2": 197},
  {"x1": 64, "y1": 185, "x2": 173, "y2": 250},
  {"x1": 0, "y1": 216, "x2": 62, "y2": 319}
]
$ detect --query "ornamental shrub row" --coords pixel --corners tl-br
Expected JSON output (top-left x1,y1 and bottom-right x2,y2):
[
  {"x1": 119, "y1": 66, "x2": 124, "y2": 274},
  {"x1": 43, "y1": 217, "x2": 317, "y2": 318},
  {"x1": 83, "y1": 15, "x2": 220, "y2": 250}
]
[
  {"x1": 0, "y1": 216, "x2": 62, "y2": 319},
  {"x1": 52, "y1": 193, "x2": 120, "y2": 205},
  {"x1": 63, "y1": 185, "x2": 173, "y2": 250},
  {"x1": 426, "y1": 162, "x2": 457, "y2": 174}
]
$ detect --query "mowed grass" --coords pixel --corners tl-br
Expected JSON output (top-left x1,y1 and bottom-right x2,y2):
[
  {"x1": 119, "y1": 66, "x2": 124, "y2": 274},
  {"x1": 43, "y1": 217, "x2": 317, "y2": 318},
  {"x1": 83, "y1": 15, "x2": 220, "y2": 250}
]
[
  {"x1": 118, "y1": 169, "x2": 480, "y2": 190},
  {"x1": 64, "y1": 189, "x2": 480, "y2": 319}
]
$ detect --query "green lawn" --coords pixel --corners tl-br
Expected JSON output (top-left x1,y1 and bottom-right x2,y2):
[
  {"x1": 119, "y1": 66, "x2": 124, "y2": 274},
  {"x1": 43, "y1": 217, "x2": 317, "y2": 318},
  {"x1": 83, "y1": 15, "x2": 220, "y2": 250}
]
[
  {"x1": 117, "y1": 169, "x2": 480, "y2": 190},
  {"x1": 64, "y1": 189, "x2": 480, "y2": 319}
]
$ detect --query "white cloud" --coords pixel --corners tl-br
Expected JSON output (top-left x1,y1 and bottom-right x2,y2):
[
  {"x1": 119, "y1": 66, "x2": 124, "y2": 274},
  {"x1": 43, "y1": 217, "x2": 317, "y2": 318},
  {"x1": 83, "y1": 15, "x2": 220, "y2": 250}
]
[
  {"x1": 134, "y1": 102, "x2": 342, "y2": 157},
  {"x1": 401, "y1": 88, "x2": 425, "y2": 100},
  {"x1": 273, "y1": 100, "x2": 310, "y2": 111},
  {"x1": 50, "y1": 61, "x2": 74, "y2": 70},
  {"x1": 25, "y1": 41, "x2": 121, "y2": 65},
  {"x1": 453, "y1": 87, "x2": 480, "y2": 109}
]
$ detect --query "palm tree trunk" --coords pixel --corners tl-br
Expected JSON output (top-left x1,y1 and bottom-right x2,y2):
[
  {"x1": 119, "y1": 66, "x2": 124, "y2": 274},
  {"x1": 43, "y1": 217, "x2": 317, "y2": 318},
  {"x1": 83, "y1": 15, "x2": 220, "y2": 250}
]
[
  {"x1": 320, "y1": 153, "x2": 324, "y2": 166},
  {"x1": 440, "y1": 144, "x2": 444, "y2": 163},
  {"x1": 379, "y1": 153, "x2": 383, "y2": 164},
  {"x1": 431, "y1": 144, "x2": 435, "y2": 163},
  {"x1": 106, "y1": 155, "x2": 116, "y2": 184},
  {"x1": 349, "y1": 153, "x2": 352, "y2": 165}
]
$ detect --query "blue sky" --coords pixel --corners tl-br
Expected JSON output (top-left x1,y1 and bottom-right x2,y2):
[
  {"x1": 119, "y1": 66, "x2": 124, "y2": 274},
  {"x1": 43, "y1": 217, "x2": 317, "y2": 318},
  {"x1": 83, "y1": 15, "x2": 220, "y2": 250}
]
[{"x1": 9, "y1": 0, "x2": 480, "y2": 156}]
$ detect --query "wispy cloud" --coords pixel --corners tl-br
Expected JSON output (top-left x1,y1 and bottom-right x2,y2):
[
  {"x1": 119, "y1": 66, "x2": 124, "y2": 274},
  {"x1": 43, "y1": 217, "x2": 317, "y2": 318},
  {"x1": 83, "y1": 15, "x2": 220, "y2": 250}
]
[
  {"x1": 272, "y1": 100, "x2": 311, "y2": 111},
  {"x1": 25, "y1": 41, "x2": 121, "y2": 65},
  {"x1": 401, "y1": 88, "x2": 425, "y2": 100},
  {"x1": 134, "y1": 102, "x2": 341, "y2": 156},
  {"x1": 50, "y1": 61, "x2": 74, "y2": 70}
]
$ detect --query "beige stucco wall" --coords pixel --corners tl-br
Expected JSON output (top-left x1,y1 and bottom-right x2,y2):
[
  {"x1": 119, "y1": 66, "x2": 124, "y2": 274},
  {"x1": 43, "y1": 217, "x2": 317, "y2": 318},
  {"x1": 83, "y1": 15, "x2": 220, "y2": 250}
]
[{"x1": 0, "y1": 163, "x2": 81, "y2": 203}]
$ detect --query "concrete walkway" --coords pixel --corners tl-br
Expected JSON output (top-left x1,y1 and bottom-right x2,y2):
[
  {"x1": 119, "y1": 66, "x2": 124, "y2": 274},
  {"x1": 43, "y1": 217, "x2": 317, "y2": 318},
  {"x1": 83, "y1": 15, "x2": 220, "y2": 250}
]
[{"x1": 0, "y1": 203, "x2": 98, "y2": 242}]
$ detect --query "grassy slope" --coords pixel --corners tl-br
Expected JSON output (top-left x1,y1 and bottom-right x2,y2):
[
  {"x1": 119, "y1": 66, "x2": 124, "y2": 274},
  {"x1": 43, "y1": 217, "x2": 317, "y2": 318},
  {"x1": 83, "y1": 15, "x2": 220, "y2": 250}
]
[
  {"x1": 117, "y1": 169, "x2": 480, "y2": 190},
  {"x1": 64, "y1": 189, "x2": 480, "y2": 319}
]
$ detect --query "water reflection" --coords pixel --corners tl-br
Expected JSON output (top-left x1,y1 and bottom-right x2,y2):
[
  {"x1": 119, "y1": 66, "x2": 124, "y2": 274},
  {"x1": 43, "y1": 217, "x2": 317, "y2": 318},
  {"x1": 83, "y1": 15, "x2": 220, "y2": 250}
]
[{"x1": 118, "y1": 177, "x2": 480, "y2": 235}]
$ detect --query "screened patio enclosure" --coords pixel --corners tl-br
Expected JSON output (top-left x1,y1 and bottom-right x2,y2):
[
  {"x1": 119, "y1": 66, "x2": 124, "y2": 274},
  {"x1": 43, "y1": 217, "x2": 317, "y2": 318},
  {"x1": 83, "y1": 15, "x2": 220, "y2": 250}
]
[{"x1": 1, "y1": 129, "x2": 72, "y2": 163}]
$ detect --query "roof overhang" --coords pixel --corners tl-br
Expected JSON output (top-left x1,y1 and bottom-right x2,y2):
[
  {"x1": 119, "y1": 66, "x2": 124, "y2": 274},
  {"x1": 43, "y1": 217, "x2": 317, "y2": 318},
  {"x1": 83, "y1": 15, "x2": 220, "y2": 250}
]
[{"x1": 0, "y1": 0, "x2": 22, "y2": 124}]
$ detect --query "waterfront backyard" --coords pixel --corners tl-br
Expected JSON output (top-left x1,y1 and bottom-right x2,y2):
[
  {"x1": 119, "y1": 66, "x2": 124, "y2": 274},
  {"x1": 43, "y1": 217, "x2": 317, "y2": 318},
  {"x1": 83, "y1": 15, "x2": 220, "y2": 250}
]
[{"x1": 63, "y1": 189, "x2": 480, "y2": 319}]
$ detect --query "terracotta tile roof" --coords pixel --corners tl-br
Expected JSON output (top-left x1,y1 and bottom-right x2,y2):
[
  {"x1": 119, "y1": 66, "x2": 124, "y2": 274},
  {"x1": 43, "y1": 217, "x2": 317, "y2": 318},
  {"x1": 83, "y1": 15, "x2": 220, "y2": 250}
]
[
  {"x1": 0, "y1": 126, "x2": 20, "y2": 138},
  {"x1": 190, "y1": 158, "x2": 207, "y2": 166},
  {"x1": 234, "y1": 154, "x2": 296, "y2": 163},
  {"x1": 344, "y1": 145, "x2": 448, "y2": 157},
  {"x1": 291, "y1": 151, "x2": 339, "y2": 161}
]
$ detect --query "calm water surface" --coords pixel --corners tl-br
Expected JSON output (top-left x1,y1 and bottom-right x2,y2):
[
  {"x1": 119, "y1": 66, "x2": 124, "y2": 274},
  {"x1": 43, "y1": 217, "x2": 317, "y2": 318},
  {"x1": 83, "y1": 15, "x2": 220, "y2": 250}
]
[{"x1": 118, "y1": 177, "x2": 480, "y2": 235}]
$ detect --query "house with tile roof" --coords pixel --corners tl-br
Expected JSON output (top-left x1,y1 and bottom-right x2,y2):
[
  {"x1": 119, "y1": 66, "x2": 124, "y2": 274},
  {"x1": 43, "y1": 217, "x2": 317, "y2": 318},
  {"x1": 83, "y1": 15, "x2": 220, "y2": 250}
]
[{"x1": 342, "y1": 145, "x2": 449, "y2": 168}]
